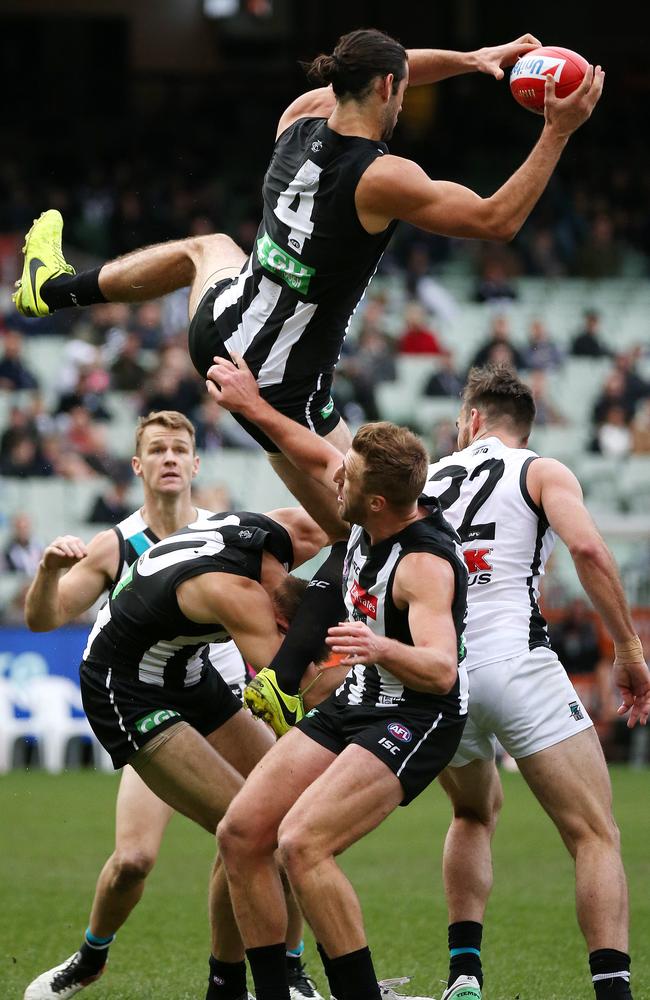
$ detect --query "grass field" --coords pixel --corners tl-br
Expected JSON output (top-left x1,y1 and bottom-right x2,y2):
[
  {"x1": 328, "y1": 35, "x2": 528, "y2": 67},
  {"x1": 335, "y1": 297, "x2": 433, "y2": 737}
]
[{"x1": 1, "y1": 767, "x2": 648, "y2": 1000}]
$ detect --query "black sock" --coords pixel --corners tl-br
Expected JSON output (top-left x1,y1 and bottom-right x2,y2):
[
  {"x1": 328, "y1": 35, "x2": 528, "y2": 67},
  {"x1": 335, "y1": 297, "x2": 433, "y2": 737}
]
[
  {"x1": 40, "y1": 267, "x2": 107, "y2": 311},
  {"x1": 329, "y1": 947, "x2": 380, "y2": 1000},
  {"x1": 206, "y1": 955, "x2": 247, "y2": 1000},
  {"x1": 317, "y1": 942, "x2": 343, "y2": 999},
  {"x1": 589, "y1": 949, "x2": 632, "y2": 998},
  {"x1": 448, "y1": 921, "x2": 483, "y2": 988},
  {"x1": 79, "y1": 933, "x2": 112, "y2": 972},
  {"x1": 269, "y1": 541, "x2": 347, "y2": 693},
  {"x1": 246, "y1": 943, "x2": 290, "y2": 1000}
]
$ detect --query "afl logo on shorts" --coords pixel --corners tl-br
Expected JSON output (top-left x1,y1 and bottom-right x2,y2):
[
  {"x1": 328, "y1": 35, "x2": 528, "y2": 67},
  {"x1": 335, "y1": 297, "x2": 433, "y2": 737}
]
[{"x1": 387, "y1": 722, "x2": 412, "y2": 743}]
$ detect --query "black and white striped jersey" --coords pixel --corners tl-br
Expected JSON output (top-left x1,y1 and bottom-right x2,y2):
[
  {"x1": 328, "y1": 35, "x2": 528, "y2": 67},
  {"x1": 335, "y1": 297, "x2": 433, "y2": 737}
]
[
  {"x1": 424, "y1": 437, "x2": 557, "y2": 671},
  {"x1": 109, "y1": 507, "x2": 246, "y2": 689},
  {"x1": 82, "y1": 511, "x2": 293, "y2": 690},
  {"x1": 335, "y1": 502, "x2": 469, "y2": 714},
  {"x1": 207, "y1": 117, "x2": 397, "y2": 406}
]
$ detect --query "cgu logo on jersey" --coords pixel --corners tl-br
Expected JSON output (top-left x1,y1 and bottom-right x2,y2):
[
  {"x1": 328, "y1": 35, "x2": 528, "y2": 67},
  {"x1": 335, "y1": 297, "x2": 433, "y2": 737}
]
[
  {"x1": 511, "y1": 55, "x2": 565, "y2": 82},
  {"x1": 464, "y1": 547, "x2": 493, "y2": 586},
  {"x1": 257, "y1": 232, "x2": 316, "y2": 295},
  {"x1": 350, "y1": 581, "x2": 378, "y2": 619},
  {"x1": 135, "y1": 709, "x2": 180, "y2": 734}
]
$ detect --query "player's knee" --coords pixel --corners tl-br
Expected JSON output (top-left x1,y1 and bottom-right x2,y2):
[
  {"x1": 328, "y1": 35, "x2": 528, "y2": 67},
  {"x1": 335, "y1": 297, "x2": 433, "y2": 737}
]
[
  {"x1": 110, "y1": 848, "x2": 156, "y2": 888},
  {"x1": 218, "y1": 808, "x2": 273, "y2": 865},
  {"x1": 277, "y1": 820, "x2": 318, "y2": 882}
]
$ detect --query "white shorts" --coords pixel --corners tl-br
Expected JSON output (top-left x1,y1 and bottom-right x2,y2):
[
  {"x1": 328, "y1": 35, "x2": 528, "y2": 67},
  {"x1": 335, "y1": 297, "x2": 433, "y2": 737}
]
[
  {"x1": 208, "y1": 640, "x2": 246, "y2": 697},
  {"x1": 450, "y1": 645, "x2": 593, "y2": 767}
]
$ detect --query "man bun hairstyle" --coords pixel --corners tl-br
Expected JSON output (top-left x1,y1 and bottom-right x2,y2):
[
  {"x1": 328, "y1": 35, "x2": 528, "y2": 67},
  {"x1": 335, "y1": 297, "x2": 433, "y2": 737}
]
[
  {"x1": 304, "y1": 28, "x2": 407, "y2": 100},
  {"x1": 462, "y1": 363, "x2": 536, "y2": 437},
  {"x1": 352, "y1": 421, "x2": 428, "y2": 508}
]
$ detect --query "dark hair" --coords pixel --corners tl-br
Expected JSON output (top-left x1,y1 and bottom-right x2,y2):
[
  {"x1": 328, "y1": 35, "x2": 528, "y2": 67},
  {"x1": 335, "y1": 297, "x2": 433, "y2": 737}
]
[
  {"x1": 352, "y1": 421, "x2": 428, "y2": 508},
  {"x1": 462, "y1": 364, "x2": 536, "y2": 436},
  {"x1": 273, "y1": 575, "x2": 309, "y2": 623},
  {"x1": 304, "y1": 28, "x2": 407, "y2": 100}
]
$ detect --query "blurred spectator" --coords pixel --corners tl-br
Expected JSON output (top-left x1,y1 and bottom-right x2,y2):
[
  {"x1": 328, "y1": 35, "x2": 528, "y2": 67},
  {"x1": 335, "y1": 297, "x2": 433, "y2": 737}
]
[
  {"x1": 0, "y1": 329, "x2": 39, "y2": 390},
  {"x1": 612, "y1": 348, "x2": 649, "y2": 410},
  {"x1": 595, "y1": 405, "x2": 632, "y2": 459},
  {"x1": 140, "y1": 345, "x2": 202, "y2": 417},
  {"x1": 57, "y1": 335, "x2": 100, "y2": 393},
  {"x1": 1, "y1": 404, "x2": 40, "y2": 460},
  {"x1": 523, "y1": 227, "x2": 566, "y2": 278},
  {"x1": 398, "y1": 302, "x2": 445, "y2": 355},
  {"x1": 528, "y1": 371, "x2": 567, "y2": 427},
  {"x1": 470, "y1": 314, "x2": 523, "y2": 370},
  {"x1": 110, "y1": 330, "x2": 148, "y2": 391},
  {"x1": 551, "y1": 598, "x2": 601, "y2": 677},
  {"x1": 474, "y1": 260, "x2": 518, "y2": 304},
  {"x1": 404, "y1": 244, "x2": 458, "y2": 324},
  {"x1": 56, "y1": 367, "x2": 112, "y2": 421},
  {"x1": 355, "y1": 328, "x2": 397, "y2": 385},
  {"x1": 550, "y1": 597, "x2": 612, "y2": 722},
  {"x1": 574, "y1": 214, "x2": 623, "y2": 278},
  {"x1": 336, "y1": 328, "x2": 396, "y2": 421},
  {"x1": 2, "y1": 514, "x2": 43, "y2": 575},
  {"x1": 631, "y1": 399, "x2": 650, "y2": 454},
  {"x1": 193, "y1": 396, "x2": 260, "y2": 451},
  {"x1": 87, "y1": 474, "x2": 132, "y2": 525},
  {"x1": 523, "y1": 319, "x2": 564, "y2": 371},
  {"x1": 429, "y1": 419, "x2": 458, "y2": 462},
  {"x1": 570, "y1": 310, "x2": 612, "y2": 358},
  {"x1": 132, "y1": 301, "x2": 165, "y2": 350},
  {"x1": 0, "y1": 434, "x2": 51, "y2": 477},
  {"x1": 423, "y1": 355, "x2": 464, "y2": 399},
  {"x1": 592, "y1": 370, "x2": 636, "y2": 425}
]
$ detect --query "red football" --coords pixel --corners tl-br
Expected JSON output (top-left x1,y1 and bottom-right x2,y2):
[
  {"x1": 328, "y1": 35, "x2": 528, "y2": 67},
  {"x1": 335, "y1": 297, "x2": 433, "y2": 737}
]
[{"x1": 510, "y1": 46, "x2": 589, "y2": 114}]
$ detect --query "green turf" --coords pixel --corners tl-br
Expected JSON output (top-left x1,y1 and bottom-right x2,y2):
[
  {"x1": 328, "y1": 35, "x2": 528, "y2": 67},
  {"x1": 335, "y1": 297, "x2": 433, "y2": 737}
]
[{"x1": 1, "y1": 767, "x2": 648, "y2": 999}]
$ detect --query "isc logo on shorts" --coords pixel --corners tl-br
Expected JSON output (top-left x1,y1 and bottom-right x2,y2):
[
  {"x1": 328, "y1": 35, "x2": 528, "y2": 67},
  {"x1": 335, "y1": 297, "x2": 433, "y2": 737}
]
[
  {"x1": 135, "y1": 709, "x2": 180, "y2": 734},
  {"x1": 387, "y1": 722, "x2": 412, "y2": 743}
]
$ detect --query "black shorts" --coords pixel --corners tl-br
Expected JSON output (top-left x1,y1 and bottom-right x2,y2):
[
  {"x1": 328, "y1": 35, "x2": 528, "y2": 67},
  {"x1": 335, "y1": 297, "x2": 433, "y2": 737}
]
[
  {"x1": 188, "y1": 278, "x2": 342, "y2": 452},
  {"x1": 297, "y1": 694, "x2": 466, "y2": 806},
  {"x1": 80, "y1": 661, "x2": 242, "y2": 769}
]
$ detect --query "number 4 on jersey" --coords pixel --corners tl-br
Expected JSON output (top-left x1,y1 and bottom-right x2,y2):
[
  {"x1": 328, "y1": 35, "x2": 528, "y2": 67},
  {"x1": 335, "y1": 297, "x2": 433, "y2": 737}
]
[{"x1": 274, "y1": 159, "x2": 322, "y2": 254}]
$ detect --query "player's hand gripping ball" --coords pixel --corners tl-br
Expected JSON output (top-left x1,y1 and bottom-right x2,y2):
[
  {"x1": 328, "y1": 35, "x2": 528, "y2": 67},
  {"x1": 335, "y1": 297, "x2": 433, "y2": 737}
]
[{"x1": 510, "y1": 46, "x2": 589, "y2": 113}]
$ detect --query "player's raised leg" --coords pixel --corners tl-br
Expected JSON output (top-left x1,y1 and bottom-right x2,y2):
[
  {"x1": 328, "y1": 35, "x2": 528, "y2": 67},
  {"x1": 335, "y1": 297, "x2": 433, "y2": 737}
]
[
  {"x1": 516, "y1": 729, "x2": 633, "y2": 999},
  {"x1": 13, "y1": 208, "x2": 245, "y2": 319},
  {"x1": 437, "y1": 759, "x2": 504, "y2": 1000},
  {"x1": 23, "y1": 766, "x2": 174, "y2": 1000}
]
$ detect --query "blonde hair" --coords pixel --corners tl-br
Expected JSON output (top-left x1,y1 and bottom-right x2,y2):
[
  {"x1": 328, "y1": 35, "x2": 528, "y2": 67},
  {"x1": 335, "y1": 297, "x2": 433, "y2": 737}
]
[
  {"x1": 352, "y1": 421, "x2": 428, "y2": 508},
  {"x1": 135, "y1": 411, "x2": 196, "y2": 454}
]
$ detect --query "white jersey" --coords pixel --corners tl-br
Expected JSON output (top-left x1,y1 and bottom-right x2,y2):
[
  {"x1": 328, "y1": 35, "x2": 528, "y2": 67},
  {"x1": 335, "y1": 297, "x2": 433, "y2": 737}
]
[
  {"x1": 423, "y1": 437, "x2": 556, "y2": 672},
  {"x1": 105, "y1": 506, "x2": 245, "y2": 689}
]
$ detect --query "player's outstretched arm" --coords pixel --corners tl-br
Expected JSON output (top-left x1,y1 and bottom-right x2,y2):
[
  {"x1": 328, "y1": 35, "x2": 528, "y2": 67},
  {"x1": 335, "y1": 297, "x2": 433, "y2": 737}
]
[
  {"x1": 24, "y1": 530, "x2": 118, "y2": 632},
  {"x1": 529, "y1": 458, "x2": 650, "y2": 727},
  {"x1": 357, "y1": 66, "x2": 604, "y2": 242},
  {"x1": 326, "y1": 552, "x2": 459, "y2": 694},
  {"x1": 406, "y1": 34, "x2": 541, "y2": 85},
  {"x1": 206, "y1": 354, "x2": 344, "y2": 494}
]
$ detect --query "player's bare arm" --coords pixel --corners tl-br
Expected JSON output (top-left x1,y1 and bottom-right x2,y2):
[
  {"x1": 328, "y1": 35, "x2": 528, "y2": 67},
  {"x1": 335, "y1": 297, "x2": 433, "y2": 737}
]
[
  {"x1": 264, "y1": 507, "x2": 329, "y2": 566},
  {"x1": 326, "y1": 552, "x2": 459, "y2": 694},
  {"x1": 277, "y1": 34, "x2": 542, "y2": 137},
  {"x1": 24, "y1": 529, "x2": 119, "y2": 632},
  {"x1": 176, "y1": 574, "x2": 286, "y2": 671},
  {"x1": 528, "y1": 457, "x2": 650, "y2": 727},
  {"x1": 356, "y1": 65, "x2": 604, "y2": 239},
  {"x1": 206, "y1": 355, "x2": 345, "y2": 500}
]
